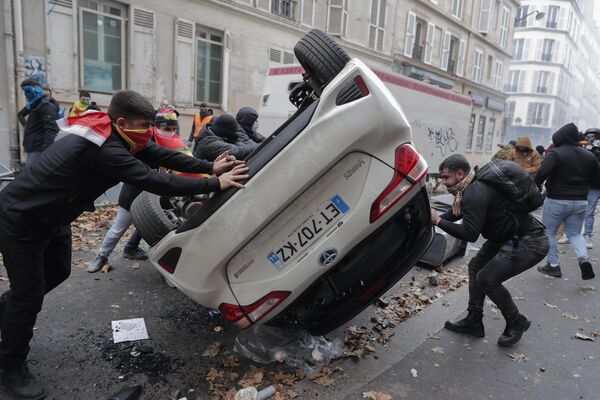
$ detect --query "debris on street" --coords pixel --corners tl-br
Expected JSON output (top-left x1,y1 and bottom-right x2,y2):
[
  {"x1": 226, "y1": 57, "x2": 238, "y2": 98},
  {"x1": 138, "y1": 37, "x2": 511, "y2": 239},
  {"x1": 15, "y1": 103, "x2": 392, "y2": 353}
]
[{"x1": 112, "y1": 318, "x2": 150, "y2": 344}]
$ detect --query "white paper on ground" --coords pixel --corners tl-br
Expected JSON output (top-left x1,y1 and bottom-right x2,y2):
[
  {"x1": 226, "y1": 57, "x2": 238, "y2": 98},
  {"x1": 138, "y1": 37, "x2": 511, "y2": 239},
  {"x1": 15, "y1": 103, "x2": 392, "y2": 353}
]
[{"x1": 111, "y1": 318, "x2": 149, "y2": 343}]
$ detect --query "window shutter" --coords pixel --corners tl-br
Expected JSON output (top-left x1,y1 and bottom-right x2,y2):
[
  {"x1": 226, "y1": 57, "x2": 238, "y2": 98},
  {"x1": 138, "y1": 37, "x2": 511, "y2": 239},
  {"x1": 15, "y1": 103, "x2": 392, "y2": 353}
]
[
  {"x1": 457, "y1": 39, "x2": 466, "y2": 76},
  {"x1": 404, "y1": 12, "x2": 416, "y2": 57},
  {"x1": 558, "y1": 7, "x2": 565, "y2": 30},
  {"x1": 441, "y1": 31, "x2": 451, "y2": 70},
  {"x1": 554, "y1": 41, "x2": 561, "y2": 63},
  {"x1": 130, "y1": 7, "x2": 155, "y2": 100},
  {"x1": 526, "y1": 103, "x2": 535, "y2": 124},
  {"x1": 478, "y1": 0, "x2": 491, "y2": 32},
  {"x1": 532, "y1": 71, "x2": 539, "y2": 92},
  {"x1": 328, "y1": 0, "x2": 343, "y2": 35},
  {"x1": 518, "y1": 70, "x2": 526, "y2": 91},
  {"x1": 424, "y1": 22, "x2": 435, "y2": 64},
  {"x1": 302, "y1": 0, "x2": 314, "y2": 26},
  {"x1": 173, "y1": 18, "x2": 195, "y2": 105},
  {"x1": 543, "y1": 104, "x2": 550, "y2": 126},
  {"x1": 536, "y1": 39, "x2": 543, "y2": 61},
  {"x1": 45, "y1": 0, "x2": 77, "y2": 90},
  {"x1": 523, "y1": 39, "x2": 530, "y2": 61},
  {"x1": 548, "y1": 72, "x2": 555, "y2": 94},
  {"x1": 221, "y1": 28, "x2": 231, "y2": 112}
]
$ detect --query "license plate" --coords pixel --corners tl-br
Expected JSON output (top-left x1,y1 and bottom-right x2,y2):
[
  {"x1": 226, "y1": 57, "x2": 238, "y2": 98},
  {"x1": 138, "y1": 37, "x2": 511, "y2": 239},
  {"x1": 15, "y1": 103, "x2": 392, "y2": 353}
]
[{"x1": 267, "y1": 195, "x2": 350, "y2": 270}]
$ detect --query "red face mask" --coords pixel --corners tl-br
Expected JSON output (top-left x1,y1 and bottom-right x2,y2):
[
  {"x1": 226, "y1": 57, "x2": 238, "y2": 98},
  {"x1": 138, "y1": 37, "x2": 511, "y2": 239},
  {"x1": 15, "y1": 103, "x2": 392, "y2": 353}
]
[{"x1": 114, "y1": 124, "x2": 155, "y2": 154}]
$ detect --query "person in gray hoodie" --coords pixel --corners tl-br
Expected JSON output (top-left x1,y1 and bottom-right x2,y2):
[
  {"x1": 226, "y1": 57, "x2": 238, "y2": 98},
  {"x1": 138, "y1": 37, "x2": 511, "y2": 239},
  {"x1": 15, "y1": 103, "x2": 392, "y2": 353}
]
[{"x1": 193, "y1": 114, "x2": 257, "y2": 161}]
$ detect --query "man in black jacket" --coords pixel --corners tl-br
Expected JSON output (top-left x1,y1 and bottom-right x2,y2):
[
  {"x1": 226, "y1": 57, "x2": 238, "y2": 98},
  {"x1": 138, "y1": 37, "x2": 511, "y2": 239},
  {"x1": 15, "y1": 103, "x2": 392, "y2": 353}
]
[
  {"x1": 431, "y1": 155, "x2": 548, "y2": 347},
  {"x1": 193, "y1": 114, "x2": 257, "y2": 161},
  {"x1": 236, "y1": 106, "x2": 266, "y2": 144},
  {"x1": 19, "y1": 79, "x2": 59, "y2": 165},
  {"x1": 0, "y1": 90, "x2": 248, "y2": 399},
  {"x1": 535, "y1": 123, "x2": 600, "y2": 280}
]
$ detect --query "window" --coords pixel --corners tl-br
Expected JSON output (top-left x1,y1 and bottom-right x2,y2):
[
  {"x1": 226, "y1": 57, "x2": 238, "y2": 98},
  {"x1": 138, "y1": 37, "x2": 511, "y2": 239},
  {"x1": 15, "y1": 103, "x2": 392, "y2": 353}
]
[
  {"x1": 505, "y1": 101, "x2": 515, "y2": 125},
  {"x1": 369, "y1": 0, "x2": 386, "y2": 51},
  {"x1": 493, "y1": 60, "x2": 503, "y2": 90},
  {"x1": 513, "y1": 39, "x2": 524, "y2": 60},
  {"x1": 456, "y1": 39, "x2": 466, "y2": 76},
  {"x1": 527, "y1": 102, "x2": 550, "y2": 125},
  {"x1": 535, "y1": 71, "x2": 550, "y2": 93},
  {"x1": 195, "y1": 27, "x2": 223, "y2": 104},
  {"x1": 272, "y1": 0, "x2": 297, "y2": 19},
  {"x1": 515, "y1": 5, "x2": 528, "y2": 28},
  {"x1": 478, "y1": 0, "x2": 492, "y2": 33},
  {"x1": 499, "y1": 7, "x2": 510, "y2": 48},
  {"x1": 504, "y1": 70, "x2": 522, "y2": 92},
  {"x1": 404, "y1": 12, "x2": 416, "y2": 57},
  {"x1": 328, "y1": 0, "x2": 348, "y2": 37},
  {"x1": 476, "y1": 115, "x2": 486, "y2": 150},
  {"x1": 486, "y1": 54, "x2": 493, "y2": 81},
  {"x1": 79, "y1": 0, "x2": 125, "y2": 92},
  {"x1": 466, "y1": 113, "x2": 476, "y2": 150},
  {"x1": 451, "y1": 0, "x2": 464, "y2": 19},
  {"x1": 472, "y1": 48, "x2": 483, "y2": 83},
  {"x1": 547, "y1": 6, "x2": 559, "y2": 28},
  {"x1": 301, "y1": 0, "x2": 316, "y2": 26},
  {"x1": 541, "y1": 39, "x2": 555, "y2": 62},
  {"x1": 424, "y1": 22, "x2": 435, "y2": 64},
  {"x1": 485, "y1": 118, "x2": 496, "y2": 153}
]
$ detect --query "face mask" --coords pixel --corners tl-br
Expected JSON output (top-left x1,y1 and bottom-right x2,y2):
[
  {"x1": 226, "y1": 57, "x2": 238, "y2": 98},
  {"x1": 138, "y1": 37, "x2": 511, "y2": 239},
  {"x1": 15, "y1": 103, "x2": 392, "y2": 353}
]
[
  {"x1": 113, "y1": 124, "x2": 153, "y2": 154},
  {"x1": 251, "y1": 121, "x2": 259, "y2": 133},
  {"x1": 156, "y1": 128, "x2": 176, "y2": 138},
  {"x1": 22, "y1": 86, "x2": 45, "y2": 103},
  {"x1": 80, "y1": 99, "x2": 90, "y2": 106}
]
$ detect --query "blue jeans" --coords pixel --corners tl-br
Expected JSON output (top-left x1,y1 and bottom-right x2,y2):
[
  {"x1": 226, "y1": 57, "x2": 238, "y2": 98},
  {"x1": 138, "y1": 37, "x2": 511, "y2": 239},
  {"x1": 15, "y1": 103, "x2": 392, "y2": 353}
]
[
  {"x1": 542, "y1": 198, "x2": 588, "y2": 266},
  {"x1": 583, "y1": 189, "x2": 600, "y2": 238}
]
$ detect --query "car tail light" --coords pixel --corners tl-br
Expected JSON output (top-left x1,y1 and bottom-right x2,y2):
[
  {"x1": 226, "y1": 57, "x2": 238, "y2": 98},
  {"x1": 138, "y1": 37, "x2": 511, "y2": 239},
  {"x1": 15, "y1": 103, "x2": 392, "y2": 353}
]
[
  {"x1": 219, "y1": 291, "x2": 291, "y2": 328},
  {"x1": 370, "y1": 144, "x2": 428, "y2": 223},
  {"x1": 336, "y1": 76, "x2": 369, "y2": 105},
  {"x1": 157, "y1": 247, "x2": 182, "y2": 274}
]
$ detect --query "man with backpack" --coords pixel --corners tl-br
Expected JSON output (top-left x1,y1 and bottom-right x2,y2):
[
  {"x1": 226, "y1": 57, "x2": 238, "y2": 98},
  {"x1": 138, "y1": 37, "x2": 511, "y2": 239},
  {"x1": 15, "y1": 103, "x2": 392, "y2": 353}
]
[
  {"x1": 431, "y1": 155, "x2": 548, "y2": 347},
  {"x1": 535, "y1": 123, "x2": 600, "y2": 279}
]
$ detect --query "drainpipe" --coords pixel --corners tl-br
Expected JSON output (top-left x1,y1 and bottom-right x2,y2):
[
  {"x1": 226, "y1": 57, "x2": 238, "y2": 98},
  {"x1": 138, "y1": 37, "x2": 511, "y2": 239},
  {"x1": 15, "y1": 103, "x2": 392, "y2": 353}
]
[{"x1": 4, "y1": 0, "x2": 22, "y2": 171}]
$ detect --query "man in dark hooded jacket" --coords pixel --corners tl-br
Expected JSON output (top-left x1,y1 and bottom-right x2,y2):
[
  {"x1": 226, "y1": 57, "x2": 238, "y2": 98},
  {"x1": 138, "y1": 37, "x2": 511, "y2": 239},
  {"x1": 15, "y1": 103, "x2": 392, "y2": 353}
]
[
  {"x1": 193, "y1": 114, "x2": 257, "y2": 161},
  {"x1": 535, "y1": 123, "x2": 600, "y2": 280},
  {"x1": 236, "y1": 107, "x2": 265, "y2": 144}
]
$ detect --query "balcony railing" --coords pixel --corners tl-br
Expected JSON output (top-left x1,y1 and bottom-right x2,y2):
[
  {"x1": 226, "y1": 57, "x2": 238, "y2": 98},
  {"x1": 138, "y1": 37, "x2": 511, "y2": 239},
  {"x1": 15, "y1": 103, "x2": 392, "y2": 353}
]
[{"x1": 503, "y1": 84, "x2": 517, "y2": 92}]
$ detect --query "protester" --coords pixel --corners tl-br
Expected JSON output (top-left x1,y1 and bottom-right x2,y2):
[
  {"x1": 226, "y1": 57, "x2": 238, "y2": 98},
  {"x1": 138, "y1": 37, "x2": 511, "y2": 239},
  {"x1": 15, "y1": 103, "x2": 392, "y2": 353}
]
[
  {"x1": 193, "y1": 114, "x2": 257, "y2": 161},
  {"x1": 0, "y1": 90, "x2": 248, "y2": 399},
  {"x1": 535, "y1": 145, "x2": 545, "y2": 157},
  {"x1": 492, "y1": 140, "x2": 516, "y2": 160},
  {"x1": 19, "y1": 79, "x2": 59, "y2": 165},
  {"x1": 535, "y1": 123, "x2": 600, "y2": 280},
  {"x1": 582, "y1": 127, "x2": 600, "y2": 249},
  {"x1": 17, "y1": 84, "x2": 62, "y2": 127},
  {"x1": 432, "y1": 155, "x2": 548, "y2": 347},
  {"x1": 188, "y1": 102, "x2": 214, "y2": 147},
  {"x1": 68, "y1": 90, "x2": 91, "y2": 117},
  {"x1": 506, "y1": 136, "x2": 542, "y2": 176},
  {"x1": 236, "y1": 106, "x2": 266, "y2": 144}
]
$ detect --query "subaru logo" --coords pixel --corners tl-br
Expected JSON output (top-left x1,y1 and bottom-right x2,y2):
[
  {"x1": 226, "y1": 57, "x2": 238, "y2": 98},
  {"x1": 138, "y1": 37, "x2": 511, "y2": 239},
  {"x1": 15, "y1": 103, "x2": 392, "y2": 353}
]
[{"x1": 318, "y1": 248, "x2": 338, "y2": 266}]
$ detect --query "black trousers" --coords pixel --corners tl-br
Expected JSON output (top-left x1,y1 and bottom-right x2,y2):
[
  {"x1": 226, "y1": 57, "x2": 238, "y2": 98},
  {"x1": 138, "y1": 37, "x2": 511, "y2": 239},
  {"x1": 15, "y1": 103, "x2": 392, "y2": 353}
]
[
  {"x1": 467, "y1": 229, "x2": 549, "y2": 320},
  {"x1": 0, "y1": 225, "x2": 71, "y2": 369}
]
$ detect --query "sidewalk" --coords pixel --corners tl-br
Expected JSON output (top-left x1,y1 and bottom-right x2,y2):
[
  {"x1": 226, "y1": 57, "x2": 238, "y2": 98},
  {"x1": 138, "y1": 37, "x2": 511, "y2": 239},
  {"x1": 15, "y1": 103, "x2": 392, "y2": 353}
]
[{"x1": 345, "y1": 243, "x2": 600, "y2": 399}]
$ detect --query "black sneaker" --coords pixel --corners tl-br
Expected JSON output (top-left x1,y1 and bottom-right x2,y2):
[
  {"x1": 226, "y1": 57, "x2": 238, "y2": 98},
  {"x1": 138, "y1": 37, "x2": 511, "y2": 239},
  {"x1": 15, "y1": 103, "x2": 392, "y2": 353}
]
[
  {"x1": 1, "y1": 364, "x2": 46, "y2": 399},
  {"x1": 86, "y1": 255, "x2": 108, "y2": 273},
  {"x1": 498, "y1": 314, "x2": 531, "y2": 347},
  {"x1": 537, "y1": 263, "x2": 562, "y2": 278},
  {"x1": 579, "y1": 258, "x2": 595, "y2": 280},
  {"x1": 444, "y1": 311, "x2": 485, "y2": 338},
  {"x1": 123, "y1": 247, "x2": 148, "y2": 261}
]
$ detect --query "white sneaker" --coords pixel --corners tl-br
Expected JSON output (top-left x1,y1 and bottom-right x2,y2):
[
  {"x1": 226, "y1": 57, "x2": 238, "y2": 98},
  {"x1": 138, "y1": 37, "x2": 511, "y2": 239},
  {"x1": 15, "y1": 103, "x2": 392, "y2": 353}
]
[
  {"x1": 557, "y1": 234, "x2": 569, "y2": 244},
  {"x1": 585, "y1": 237, "x2": 594, "y2": 249}
]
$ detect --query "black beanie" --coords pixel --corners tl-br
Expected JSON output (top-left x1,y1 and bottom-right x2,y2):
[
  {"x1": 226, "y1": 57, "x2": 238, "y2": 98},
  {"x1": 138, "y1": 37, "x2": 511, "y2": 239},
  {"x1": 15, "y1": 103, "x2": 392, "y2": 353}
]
[{"x1": 211, "y1": 114, "x2": 238, "y2": 143}]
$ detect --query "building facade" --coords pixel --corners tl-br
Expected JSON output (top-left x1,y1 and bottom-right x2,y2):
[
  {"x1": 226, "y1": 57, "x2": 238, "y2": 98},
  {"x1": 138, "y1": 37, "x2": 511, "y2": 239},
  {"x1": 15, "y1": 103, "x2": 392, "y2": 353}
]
[{"x1": 505, "y1": 0, "x2": 600, "y2": 147}]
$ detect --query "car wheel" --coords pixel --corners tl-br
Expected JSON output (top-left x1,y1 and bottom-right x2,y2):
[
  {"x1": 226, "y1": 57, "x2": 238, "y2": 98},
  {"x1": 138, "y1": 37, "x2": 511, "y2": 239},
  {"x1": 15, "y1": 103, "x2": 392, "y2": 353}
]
[
  {"x1": 130, "y1": 191, "x2": 179, "y2": 247},
  {"x1": 294, "y1": 29, "x2": 351, "y2": 89}
]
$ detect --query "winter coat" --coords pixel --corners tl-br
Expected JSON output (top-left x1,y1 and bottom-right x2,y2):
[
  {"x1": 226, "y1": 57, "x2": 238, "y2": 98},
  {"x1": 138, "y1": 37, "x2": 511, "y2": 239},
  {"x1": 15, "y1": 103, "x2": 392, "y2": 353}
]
[
  {"x1": 0, "y1": 132, "x2": 218, "y2": 238},
  {"x1": 506, "y1": 136, "x2": 542, "y2": 176},
  {"x1": 193, "y1": 117, "x2": 257, "y2": 162},
  {"x1": 236, "y1": 107, "x2": 266, "y2": 144},
  {"x1": 535, "y1": 123, "x2": 600, "y2": 200},
  {"x1": 492, "y1": 143, "x2": 514, "y2": 160},
  {"x1": 22, "y1": 97, "x2": 59, "y2": 153}
]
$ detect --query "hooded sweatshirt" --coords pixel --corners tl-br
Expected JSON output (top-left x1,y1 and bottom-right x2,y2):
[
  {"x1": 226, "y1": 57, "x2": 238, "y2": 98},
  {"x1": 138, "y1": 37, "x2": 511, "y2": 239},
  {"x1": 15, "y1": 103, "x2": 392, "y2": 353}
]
[
  {"x1": 236, "y1": 107, "x2": 266, "y2": 144},
  {"x1": 535, "y1": 123, "x2": 600, "y2": 200},
  {"x1": 193, "y1": 114, "x2": 256, "y2": 161},
  {"x1": 507, "y1": 136, "x2": 542, "y2": 176}
]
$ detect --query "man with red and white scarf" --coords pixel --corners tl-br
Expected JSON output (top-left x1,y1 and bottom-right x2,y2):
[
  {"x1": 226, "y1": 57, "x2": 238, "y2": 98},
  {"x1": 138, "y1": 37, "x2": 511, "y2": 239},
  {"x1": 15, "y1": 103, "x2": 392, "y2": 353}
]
[{"x1": 0, "y1": 90, "x2": 248, "y2": 399}]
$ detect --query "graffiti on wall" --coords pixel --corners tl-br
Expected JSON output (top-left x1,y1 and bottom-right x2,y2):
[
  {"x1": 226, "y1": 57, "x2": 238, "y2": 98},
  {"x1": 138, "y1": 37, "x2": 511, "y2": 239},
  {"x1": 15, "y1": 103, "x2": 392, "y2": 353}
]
[
  {"x1": 24, "y1": 56, "x2": 47, "y2": 86},
  {"x1": 427, "y1": 127, "x2": 459, "y2": 157}
]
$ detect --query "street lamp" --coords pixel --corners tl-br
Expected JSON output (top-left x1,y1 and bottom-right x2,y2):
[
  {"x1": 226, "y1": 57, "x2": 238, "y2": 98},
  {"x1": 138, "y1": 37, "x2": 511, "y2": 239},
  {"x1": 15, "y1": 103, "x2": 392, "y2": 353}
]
[{"x1": 514, "y1": 10, "x2": 545, "y2": 24}]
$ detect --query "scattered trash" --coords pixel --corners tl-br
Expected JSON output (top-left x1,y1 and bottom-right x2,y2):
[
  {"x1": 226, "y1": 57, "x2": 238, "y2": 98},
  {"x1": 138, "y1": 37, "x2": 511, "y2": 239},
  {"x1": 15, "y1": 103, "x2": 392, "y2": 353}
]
[
  {"x1": 431, "y1": 346, "x2": 445, "y2": 355},
  {"x1": 214, "y1": 326, "x2": 224, "y2": 333},
  {"x1": 112, "y1": 318, "x2": 149, "y2": 344},
  {"x1": 574, "y1": 332, "x2": 595, "y2": 342},
  {"x1": 128, "y1": 263, "x2": 141, "y2": 270},
  {"x1": 543, "y1": 302, "x2": 558, "y2": 309},
  {"x1": 234, "y1": 325, "x2": 343, "y2": 372},
  {"x1": 427, "y1": 272, "x2": 439, "y2": 286},
  {"x1": 506, "y1": 352, "x2": 527, "y2": 363},
  {"x1": 540, "y1": 367, "x2": 546, "y2": 372},
  {"x1": 234, "y1": 385, "x2": 276, "y2": 400},
  {"x1": 579, "y1": 285, "x2": 596, "y2": 291},
  {"x1": 362, "y1": 391, "x2": 392, "y2": 400},
  {"x1": 130, "y1": 345, "x2": 153, "y2": 357},
  {"x1": 374, "y1": 298, "x2": 390, "y2": 308},
  {"x1": 410, "y1": 368, "x2": 418, "y2": 378},
  {"x1": 202, "y1": 342, "x2": 222, "y2": 358},
  {"x1": 108, "y1": 385, "x2": 142, "y2": 400},
  {"x1": 101, "y1": 264, "x2": 111, "y2": 274},
  {"x1": 344, "y1": 325, "x2": 377, "y2": 358},
  {"x1": 562, "y1": 312, "x2": 579, "y2": 321},
  {"x1": 427, "y1": 333, "x2": 441, "y2": 340}
]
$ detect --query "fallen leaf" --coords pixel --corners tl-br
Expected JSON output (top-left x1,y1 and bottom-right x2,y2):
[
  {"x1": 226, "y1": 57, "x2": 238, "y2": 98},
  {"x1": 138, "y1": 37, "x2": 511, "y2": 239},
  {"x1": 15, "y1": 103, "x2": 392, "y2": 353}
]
[
  {"x1": 562, "y1": 312, "x2": 579, "y2": 320},
  {"x1": 128, "y1": 263, "x2": 141, "y2": 270},
  {"x1": 313, "y1": 375, "x2": 335, "y2": 386},
  {"x1": 362, "y1": 391, "x2": 392, "y2": 400},
  {"x1": 101, "y1": 264, "x2": 111, "y2": 274},
  {"x1": 506, "y1": 352, "x2": 527, "y2": 362},
  {"x1": 544, "y1": 301, "x2": 558, "y2": 309},
  {"x1": 222, "y1": 355, "x2": 240, "y2": 368},
  {"x1": 431, "y1": 346, "x2": 445, "y2": 355},
  {"x1": 575, "y1": 332, "x2": 595, "y2": 342},
  {"x1": 238, "y1": 365, "x2": 263, "y2": 387},
  {"x1": 410, "y1": 368, "x2": 418, "y2": 378},
  {"x1": 202, "y1": 342, "x2": 222, "y2": 358}
]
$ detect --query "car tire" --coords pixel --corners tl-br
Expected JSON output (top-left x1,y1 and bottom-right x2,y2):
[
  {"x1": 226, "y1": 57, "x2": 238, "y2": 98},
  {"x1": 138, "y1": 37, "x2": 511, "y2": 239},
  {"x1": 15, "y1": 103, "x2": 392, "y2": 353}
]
[
  {"x1": 130, "y1": 191, "x2": 178, "y2": 247},
  {"x1": 294, "y1": 29, "x2": 351, "y2": 88}
]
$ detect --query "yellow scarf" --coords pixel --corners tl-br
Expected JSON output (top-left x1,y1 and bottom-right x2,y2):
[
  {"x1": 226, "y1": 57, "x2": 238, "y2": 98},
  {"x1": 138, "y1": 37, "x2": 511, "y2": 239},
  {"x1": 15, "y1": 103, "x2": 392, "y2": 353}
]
[{"x1": 447, "y1": 169, "x2": 476, "y2": 216}]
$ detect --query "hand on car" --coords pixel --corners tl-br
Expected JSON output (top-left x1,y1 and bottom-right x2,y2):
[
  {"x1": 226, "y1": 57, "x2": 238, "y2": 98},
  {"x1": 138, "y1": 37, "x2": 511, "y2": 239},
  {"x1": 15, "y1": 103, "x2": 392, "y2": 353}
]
[
  {"x1": 218, "y1": 164, "x2": 249, "y2": 190},
  {"x1": 430, "y1": 208, "x2": 440, "y2": 226},
  {"x1": 213, "y1": 154, "x2": 244, "y2": 176}
]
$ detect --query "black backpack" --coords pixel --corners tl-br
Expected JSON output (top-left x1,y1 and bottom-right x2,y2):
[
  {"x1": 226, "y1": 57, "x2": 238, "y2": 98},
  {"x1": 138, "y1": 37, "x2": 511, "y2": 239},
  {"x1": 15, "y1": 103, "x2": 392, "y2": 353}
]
[{"x1": 476, "y1": 160, "x2": 543, "y2": 213}]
